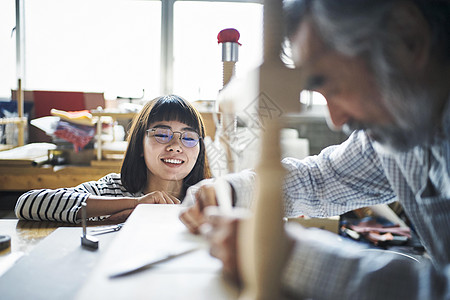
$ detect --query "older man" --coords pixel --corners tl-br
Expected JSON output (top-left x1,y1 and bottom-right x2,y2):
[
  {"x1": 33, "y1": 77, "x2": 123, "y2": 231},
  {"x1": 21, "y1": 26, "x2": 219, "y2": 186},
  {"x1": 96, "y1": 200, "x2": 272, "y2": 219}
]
[{"x1": 180, "y1": 0, "x2": 450, "y2": 298}]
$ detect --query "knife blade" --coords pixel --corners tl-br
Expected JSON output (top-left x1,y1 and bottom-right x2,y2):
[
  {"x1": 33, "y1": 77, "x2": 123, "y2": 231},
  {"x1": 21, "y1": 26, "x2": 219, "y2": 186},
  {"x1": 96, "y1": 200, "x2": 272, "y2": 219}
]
[
  {"x1": 89, "y1": 223, "x2": 124, "y2": 236},
  {"x1": 109, "y1": 246, "x2": 200, "y2": 278}
]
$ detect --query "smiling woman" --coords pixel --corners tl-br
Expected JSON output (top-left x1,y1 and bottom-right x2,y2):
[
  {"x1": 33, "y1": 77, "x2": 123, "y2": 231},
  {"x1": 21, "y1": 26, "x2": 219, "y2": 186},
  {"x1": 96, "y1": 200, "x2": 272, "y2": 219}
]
[
  {"x1": 14, "y1": 95, "x2": 211, "y2": 224},
  {"x1": 121, "y1": 95, "x2": 211, "y2": 198}
]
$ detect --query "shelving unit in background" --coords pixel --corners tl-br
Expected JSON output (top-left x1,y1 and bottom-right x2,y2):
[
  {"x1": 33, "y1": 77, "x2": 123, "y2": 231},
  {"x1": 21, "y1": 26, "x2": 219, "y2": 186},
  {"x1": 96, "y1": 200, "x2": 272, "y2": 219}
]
[
  {"x1": 0, "y1": 79, "x2": 27, "y2": 150},
  {"x1": 90, "y1": 111, "x2": 136, "y2": 161}
]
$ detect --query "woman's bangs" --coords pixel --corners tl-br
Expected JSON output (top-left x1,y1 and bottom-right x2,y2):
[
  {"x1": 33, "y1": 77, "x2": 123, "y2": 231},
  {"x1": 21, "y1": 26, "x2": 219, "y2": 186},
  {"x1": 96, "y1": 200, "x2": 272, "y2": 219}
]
[{"x1": 149, "y1": 98, "x2": 199, "y2": 132}]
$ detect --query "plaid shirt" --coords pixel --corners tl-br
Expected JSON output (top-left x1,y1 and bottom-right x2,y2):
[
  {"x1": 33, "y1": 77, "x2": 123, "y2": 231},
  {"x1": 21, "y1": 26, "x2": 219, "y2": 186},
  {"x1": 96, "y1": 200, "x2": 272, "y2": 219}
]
[{"x1": 227, "y1": 101, "x2": 450, "y2": 299}]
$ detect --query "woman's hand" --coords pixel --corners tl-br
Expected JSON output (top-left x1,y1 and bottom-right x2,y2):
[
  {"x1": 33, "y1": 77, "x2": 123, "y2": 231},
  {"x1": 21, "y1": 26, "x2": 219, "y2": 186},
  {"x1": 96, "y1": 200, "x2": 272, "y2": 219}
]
[
  {"x1": 138, "y1": 191, "x2": 181, "y2": 205},
  {"x1": 106, "y1": 191, "x2": 180, "y2": 223},
  {"x1": 107, "y1": 208, "x2": 134, "y2": 223}
]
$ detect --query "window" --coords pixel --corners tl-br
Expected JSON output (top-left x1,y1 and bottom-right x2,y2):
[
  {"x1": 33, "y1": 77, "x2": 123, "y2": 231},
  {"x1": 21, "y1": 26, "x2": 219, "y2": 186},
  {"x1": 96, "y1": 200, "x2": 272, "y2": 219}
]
[
  {"x1": 2, "y1": 0, "x2": 264, "y2": 102},
  {"x1": 24, "y1": 0, "x2": 161, "y2": 99},
  {"x1": 7, "y1": 0, "x2": 328, "y2": 108},
  {"x1": 300, "y1": 90, "x2": 327, "y2": 107},
  {"x1": 173, "y1": 1, "x2": 263, "y2": 100}
]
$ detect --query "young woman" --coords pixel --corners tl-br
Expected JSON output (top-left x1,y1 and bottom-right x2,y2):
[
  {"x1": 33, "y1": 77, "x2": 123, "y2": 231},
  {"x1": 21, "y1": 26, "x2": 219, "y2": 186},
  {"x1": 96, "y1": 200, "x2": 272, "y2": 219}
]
[{"x1": 15, "y1": 95, "x2": 211, "y2": 223}]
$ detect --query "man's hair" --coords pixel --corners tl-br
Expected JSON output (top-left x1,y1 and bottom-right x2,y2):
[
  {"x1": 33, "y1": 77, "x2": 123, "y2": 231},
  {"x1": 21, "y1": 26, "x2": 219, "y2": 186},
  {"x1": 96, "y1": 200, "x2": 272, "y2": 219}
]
[
  {"x1": 283, "y1": 0, "x2": 450, "y2": 62},
  {"x1": 283, "y1": 0, "x2": 450, "y2": 150},
  {"x1": 120, "y1": 95, "x2": 211, "y2": 199}
]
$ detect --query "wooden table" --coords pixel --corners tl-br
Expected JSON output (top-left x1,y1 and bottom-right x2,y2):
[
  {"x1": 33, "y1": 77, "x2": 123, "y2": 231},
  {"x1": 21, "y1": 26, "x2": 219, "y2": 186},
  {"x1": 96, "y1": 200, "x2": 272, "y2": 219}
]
[
  {"x1": 77, "y1": 205, "x2": 239, "y2": 300},
  {"x1": 0, "y1": 219, "x2": 118, "y2": 299},
  {"x1": 0, "y1": 205, "x2": 240, "y2": 299},
  {"x1": 0, "y1": 219, "x2": 62, "y2": 275}
]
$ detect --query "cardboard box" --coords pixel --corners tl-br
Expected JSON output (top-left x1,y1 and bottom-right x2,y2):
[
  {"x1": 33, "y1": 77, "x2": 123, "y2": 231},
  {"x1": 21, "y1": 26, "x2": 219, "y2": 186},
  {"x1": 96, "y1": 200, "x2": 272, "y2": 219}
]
[{"x1": 288, "y1": 216, "x2": 340, "y2": 234}]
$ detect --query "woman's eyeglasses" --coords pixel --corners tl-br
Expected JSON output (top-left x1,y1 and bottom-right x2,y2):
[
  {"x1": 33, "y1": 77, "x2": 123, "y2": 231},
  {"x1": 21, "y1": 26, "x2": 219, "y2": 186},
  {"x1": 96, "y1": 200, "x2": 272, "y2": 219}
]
[{"x1": 146, "y1": 128, "x2": 201, "y2": 148}]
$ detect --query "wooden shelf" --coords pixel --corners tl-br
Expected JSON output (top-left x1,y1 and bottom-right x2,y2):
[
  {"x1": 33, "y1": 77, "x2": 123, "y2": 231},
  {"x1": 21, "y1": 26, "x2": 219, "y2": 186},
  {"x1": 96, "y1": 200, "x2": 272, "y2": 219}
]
[{"x1": 0, "y1": 164, "x2": 120, "y2": 191}]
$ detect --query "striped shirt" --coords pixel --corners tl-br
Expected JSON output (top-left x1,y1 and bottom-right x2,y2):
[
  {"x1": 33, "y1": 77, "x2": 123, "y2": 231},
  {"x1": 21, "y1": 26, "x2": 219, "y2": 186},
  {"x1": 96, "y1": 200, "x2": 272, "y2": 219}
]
[
  {"x1": 15, "y1": 173, "x2": 144, "y2": 223},
  {"x1": 226, "y1": 102, "x2": 450, "y2": 299}
]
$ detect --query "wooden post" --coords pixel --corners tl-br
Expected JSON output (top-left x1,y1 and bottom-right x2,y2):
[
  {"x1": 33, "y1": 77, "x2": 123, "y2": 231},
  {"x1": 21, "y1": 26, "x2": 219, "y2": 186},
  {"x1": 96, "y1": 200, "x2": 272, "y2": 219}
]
[
  {"x1": 238, "y1": 117, "x2": 288, "y2": 300},
  {"x1": 223, "y1": 61, "x2": 236, "y2": 87},
  {"x1": 215, "y1": 0, "x2": 308, "y2": 297},
  {"x1": 232, "y1": 1, "x2": 306, "y2": 299},
  {"x1": 17, "y1": 78, "x2": 25, "y2": 146},
  {"x1": 219, "y1": 35, "x2": 240, "y2": 174},
  {"x1": 96, "y1": 117, "x2": 103, "y2": 160}
]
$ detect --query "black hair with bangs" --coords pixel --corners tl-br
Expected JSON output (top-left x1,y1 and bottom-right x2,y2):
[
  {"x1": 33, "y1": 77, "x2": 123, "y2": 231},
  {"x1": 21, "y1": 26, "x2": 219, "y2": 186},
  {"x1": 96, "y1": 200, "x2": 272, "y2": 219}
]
[{"x1": 148, "y1": 95, "x2": 200, "y2": 132}]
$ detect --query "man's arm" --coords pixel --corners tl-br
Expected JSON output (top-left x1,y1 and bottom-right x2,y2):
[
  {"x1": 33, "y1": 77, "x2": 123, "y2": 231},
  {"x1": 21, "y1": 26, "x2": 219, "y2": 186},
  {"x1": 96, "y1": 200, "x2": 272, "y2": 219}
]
[
  {"x1": 282, "y1": 130, "x2": 396, "y2": 218},
  {"x1": 181, "y1": 130, "x2": 396, "y2": 232},
  {"x1": 281, "y1": 223, "x2": 448, "y2": 300},
  {"x1": 203, "y1": 211, "x2": 449, "y2": 300}
]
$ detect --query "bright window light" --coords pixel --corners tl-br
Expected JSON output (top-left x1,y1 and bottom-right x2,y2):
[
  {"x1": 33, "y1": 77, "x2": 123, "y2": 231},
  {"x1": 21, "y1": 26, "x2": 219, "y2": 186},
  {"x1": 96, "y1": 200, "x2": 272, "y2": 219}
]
[
  {"x1": 300, "y1": 90, "x2": 327, "y2": 106},
  {"x1": 173, "y1": 1, "x2": 263, "y2": 101},
  {"x1": 24, "y1": 0, "x2": 161, "y2": 99}
]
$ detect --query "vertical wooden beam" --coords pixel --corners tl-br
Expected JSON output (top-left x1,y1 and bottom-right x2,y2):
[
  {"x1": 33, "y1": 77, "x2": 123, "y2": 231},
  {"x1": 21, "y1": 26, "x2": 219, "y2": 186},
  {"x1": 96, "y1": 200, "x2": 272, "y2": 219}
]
[
  {"x1": 236, "y1": 1, "x2": 306, "y2": 299},
  {"x1": 17, "y1": 78, "x2": 25, "y2": 146},
  {"x1": 214, "y1": 1, "x2": 308, "y2": 298},
  {"x1": 16, "y1": 0, "x2": 26, "y2": 146}
]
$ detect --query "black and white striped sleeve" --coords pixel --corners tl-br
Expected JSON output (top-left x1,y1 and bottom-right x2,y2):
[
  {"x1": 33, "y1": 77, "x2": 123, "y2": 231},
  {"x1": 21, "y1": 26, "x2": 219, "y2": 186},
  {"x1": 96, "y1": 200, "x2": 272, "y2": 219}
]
[
  {"x1": 14, "y1": 173, "x2": 130, "y2": 223},
  {"x1": 15, "y1": 188, "x2": 89, "y2": 223}
]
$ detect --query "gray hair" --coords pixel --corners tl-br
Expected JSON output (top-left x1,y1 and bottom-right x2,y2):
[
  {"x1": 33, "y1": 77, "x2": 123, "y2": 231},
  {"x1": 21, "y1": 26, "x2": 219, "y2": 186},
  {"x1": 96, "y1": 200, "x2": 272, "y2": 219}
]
[
  {"x1": 283, "y1": 0, "x2": 450, "y2": 150},
  {"x1": 284, "y1": 0, "x2": 450, "y2": 62}
]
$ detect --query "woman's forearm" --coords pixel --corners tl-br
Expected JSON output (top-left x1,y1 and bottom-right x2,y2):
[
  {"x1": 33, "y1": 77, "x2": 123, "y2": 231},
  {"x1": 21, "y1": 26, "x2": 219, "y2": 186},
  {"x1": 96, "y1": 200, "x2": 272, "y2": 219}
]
[{"x1": 78, "y1": 195, "x2": 138, "y2": 219}]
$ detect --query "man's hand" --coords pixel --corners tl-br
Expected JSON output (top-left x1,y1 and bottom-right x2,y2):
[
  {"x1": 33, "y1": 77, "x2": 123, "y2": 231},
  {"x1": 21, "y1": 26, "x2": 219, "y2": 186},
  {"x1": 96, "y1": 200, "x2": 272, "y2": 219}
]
[
  {"x1": 179, "y1": 184, "x2": 218, "y2": 234},
  {"x1": 203, "y1": 207, "x2": 242, "y2": 284},
  {"x1": 203, "y1": 207, "x2": 295, "y2": 287}
]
